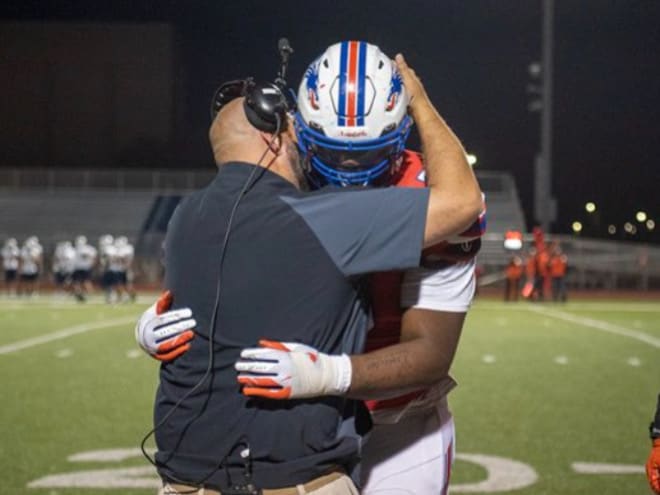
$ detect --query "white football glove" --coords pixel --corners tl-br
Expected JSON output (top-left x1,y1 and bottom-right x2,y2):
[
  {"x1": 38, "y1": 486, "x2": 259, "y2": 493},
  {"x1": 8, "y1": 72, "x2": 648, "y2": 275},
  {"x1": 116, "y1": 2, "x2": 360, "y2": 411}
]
[
  {"x1": 135, "y1": 291, "x2": 196, "y2": 361},
  {"x1": 235, "y1": 340, "x2": 352, "y2": 399}
]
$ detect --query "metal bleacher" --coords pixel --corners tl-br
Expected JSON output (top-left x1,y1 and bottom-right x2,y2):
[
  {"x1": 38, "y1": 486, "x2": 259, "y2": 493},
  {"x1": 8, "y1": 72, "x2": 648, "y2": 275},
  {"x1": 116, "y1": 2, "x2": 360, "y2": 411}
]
[
  {"x1": 0, "y1": 190, "x2": 159, "y2": 247},
  {"x1": 2, "y1": 166, "x2": 657, "y2": 288}
]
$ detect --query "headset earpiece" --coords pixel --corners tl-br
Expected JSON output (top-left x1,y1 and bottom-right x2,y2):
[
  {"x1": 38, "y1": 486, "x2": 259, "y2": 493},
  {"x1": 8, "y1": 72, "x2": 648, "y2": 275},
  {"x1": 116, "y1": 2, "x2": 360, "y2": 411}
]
[
  {"x1": 211, "y1": 79, "x2": 289, "y2": 134},
  {"x1": 243, "y1": 82, "x2": 288, "y2": 134}
]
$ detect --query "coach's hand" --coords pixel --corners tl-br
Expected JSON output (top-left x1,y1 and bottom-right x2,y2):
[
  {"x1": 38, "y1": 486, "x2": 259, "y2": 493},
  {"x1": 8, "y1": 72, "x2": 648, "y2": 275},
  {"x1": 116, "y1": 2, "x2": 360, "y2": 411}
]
[
  {"x1": 235, "y1": 340, "x2": 352, "y2": 399},
  {"x1": 647, "y1": 438, "x2": 660, "y2": 494},
  {"x1": 135, "y1": 290, "x2": 195, "y2": 362}
]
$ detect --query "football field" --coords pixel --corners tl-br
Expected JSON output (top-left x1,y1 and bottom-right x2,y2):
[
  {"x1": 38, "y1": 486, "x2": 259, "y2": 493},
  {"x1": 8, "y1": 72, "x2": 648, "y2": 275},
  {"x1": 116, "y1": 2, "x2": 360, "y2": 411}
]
[{"x1": 0, "y1": 295, "x2": 657, "y2": 494}]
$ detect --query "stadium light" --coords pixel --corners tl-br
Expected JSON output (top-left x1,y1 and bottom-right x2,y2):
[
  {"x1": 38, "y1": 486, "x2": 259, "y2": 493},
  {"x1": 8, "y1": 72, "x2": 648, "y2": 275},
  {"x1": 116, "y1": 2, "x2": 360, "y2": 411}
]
[
  {"x1": 466, "y1": 153, "x2": 477, "y2": 166},
  {"x1": 636, "y1": 210, "x2": 647, "y2": 222},
  {"x1": 572, "y1": 221, "x2": 582, "y2": 233},
  {"x1": 585, "y1": 202, "x2": 596, "y2": 213},
  {"x1": 607, "y1": 224, "x2": 616, "y2": 235},
  {"x1": 647, "y1": 219, "x2": 656, "y2": 231},
  {"x1": 624, "y1": 222, "x2": 634, "y2": 233}
]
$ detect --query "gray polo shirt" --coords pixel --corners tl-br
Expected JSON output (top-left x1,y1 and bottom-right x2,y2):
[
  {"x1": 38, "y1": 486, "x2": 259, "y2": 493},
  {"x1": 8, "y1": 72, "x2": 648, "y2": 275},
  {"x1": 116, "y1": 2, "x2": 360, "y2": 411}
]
[{"x1": 155, "y1": 162, "x2": 429, "y2": 490}]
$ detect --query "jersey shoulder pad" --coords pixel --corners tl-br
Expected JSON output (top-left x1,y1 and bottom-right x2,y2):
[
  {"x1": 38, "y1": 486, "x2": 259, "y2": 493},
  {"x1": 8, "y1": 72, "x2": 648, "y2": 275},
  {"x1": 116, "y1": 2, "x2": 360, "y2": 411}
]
[{"x1": 394, "y1": 150, "x2": 425, "y2": 188}]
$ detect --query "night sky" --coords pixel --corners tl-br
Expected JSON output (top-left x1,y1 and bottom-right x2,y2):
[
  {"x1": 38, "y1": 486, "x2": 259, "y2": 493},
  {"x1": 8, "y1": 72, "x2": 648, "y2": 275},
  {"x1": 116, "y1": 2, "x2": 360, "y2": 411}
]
[{"x1": 2, "y1": 0, "x2": 659, "y2": 243}]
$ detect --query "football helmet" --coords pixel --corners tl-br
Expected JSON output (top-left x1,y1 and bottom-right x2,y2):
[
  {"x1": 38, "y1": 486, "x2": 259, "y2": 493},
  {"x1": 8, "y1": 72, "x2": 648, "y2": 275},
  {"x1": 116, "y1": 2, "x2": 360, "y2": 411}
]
[
  {"x1": 295, "y1": 41, "x2": 412, "y2": 186},
  {"x1": 99, "y1": 234, "x2": 114, "y2": 247}
]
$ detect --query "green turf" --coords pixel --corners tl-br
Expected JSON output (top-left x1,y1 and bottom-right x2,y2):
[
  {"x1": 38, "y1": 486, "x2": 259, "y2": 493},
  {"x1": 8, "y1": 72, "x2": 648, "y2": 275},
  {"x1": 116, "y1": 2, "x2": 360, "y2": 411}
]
[{"x1": 0, "y1": 296, "x2": 657, "y2": 494}]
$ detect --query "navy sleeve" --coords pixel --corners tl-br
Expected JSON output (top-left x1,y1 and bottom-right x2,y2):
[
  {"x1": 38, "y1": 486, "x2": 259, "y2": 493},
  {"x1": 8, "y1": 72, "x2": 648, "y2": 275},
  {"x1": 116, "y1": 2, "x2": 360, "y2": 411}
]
[{"x1": 281, "y1": 187, "x2": 428, "y2": 276}]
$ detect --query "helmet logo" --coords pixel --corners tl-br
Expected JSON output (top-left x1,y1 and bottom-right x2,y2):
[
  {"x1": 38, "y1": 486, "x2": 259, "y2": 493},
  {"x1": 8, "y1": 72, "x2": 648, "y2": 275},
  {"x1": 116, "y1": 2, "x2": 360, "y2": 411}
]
[
  {"x1": 386, "y1": 70, "x2": 403, "y2": 112},
  {"x1": 305, "y1": 59, "x2": 321, "y2": 110}
]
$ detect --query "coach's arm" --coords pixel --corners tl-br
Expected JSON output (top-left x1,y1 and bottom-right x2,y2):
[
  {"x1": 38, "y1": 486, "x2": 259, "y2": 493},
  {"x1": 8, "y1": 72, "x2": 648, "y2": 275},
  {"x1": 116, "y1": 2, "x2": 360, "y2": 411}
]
[{"x1": 395, "y1": 54, "x2": 482, "y2": 247}]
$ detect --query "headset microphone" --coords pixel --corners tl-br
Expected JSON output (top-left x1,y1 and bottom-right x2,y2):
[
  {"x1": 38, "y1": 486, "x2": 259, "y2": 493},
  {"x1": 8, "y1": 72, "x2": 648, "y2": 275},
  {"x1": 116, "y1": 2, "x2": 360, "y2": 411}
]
[{"x1": 275, "y1": 37, "x2": 294, "y2": 89}]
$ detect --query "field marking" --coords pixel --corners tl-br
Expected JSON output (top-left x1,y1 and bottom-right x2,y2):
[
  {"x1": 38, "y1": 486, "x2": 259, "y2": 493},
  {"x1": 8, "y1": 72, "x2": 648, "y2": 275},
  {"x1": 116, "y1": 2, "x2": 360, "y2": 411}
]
[
  {"x1": 526, "y1": 306, "x2": 660, "y2": 349},
  {"x1": 0, "y1": 316, "x2": 136, "y2": 355},
  {"x1": 571, "y1": 462, "x2": 644, "y2": 474},
  {"x1": 473, "y1": 301, "x2": 660, "y2": 313},
  {"x1": 27, "y1": 467, "x2": 160, "y2": 489},
  {"x1": 451, "y1": 453, "x2": 538, "y2": 492}
]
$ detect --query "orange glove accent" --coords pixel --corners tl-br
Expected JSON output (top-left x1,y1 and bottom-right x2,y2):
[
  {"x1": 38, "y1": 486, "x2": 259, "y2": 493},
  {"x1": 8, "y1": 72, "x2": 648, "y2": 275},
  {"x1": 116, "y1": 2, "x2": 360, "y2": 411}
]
[
  {"x1": 647, "y1": 438, "x2": 660, "y2": 494},
  {"x1": 154, "y1": 330, "x2": 195, "y2": 362},
  {"x1": 156, "y1": 290, "x2": 173, "y2": 315}
]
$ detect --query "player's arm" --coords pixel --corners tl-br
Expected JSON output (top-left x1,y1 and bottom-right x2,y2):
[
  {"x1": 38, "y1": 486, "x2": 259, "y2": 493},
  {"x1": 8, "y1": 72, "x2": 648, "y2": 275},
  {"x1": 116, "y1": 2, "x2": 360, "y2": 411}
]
[
  {"x1": 236, "y1": 260, "x2": 475, "y2": 400},
  {"x1": 396, "y1": 54, "x2": 482, "y2": 246},
  {"x1": 347, "y1": 308, "x2": 463, "y2": 399},
  {"x1": 235, "y1": 308, "x2": 464, "y2": 400}
]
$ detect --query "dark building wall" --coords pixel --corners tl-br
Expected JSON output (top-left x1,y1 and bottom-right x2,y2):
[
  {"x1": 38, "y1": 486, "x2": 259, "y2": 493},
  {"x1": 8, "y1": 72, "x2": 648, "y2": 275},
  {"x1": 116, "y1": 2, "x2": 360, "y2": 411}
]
[{"x1": 1, "y1": 22, "x2": 173, "y2": 167}]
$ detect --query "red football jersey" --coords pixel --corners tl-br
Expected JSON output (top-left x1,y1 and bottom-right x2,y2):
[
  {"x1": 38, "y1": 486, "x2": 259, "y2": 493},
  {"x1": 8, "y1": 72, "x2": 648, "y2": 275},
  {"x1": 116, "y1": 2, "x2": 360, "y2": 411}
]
[{"x1": 365, "y1": 150, "x2": 485, "y2": 411}]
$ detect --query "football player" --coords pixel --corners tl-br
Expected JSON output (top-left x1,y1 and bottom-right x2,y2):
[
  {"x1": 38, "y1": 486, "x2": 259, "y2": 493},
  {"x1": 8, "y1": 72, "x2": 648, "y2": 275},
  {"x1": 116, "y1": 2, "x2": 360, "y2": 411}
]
[
  {"x1": 72, "y1": 235, "x2": 97, "y2": 302},
  {"x1": 52, "y1": 240, "x2": 75, "y2": 296},
  {"x1": 98, "y1": 234, "x2": 116, "y2": 303},
  {"x1": 2, "y1": 237, "x2": 20, "y2": 296},
  {"x1": 137, "y1": 43, "x2": 484, "y2": 494},
  {"x1": 114, "y1": 236, "x2": 136, "y2": 302},
  {"x1": 19, "y1": 236, "x2": 43, "y2": 297}
]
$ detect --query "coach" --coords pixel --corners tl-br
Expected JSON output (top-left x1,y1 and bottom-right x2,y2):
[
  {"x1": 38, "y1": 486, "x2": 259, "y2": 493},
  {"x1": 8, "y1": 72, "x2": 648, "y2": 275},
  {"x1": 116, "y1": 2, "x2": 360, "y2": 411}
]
[{"x1": 152, "y1": 54, "x2": 481, "y2": 494}]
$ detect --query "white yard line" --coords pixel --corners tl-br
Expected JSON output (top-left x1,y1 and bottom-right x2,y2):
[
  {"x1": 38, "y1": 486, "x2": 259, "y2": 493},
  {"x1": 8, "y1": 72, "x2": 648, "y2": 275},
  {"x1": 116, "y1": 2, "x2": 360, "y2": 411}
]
[
  {"x1": 473, "y1": 301, "x2": 660, "y2": 312},
  {"x1": 526, "y1": 306, "x2": 660, "y2": 349},
  {"x1": 0, "y1": 316, "x2": 136, "y2": 355}
]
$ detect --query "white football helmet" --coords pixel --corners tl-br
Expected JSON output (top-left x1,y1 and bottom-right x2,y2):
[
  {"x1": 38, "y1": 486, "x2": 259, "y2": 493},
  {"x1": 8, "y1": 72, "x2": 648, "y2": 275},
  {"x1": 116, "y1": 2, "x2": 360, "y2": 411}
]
[
  {"x1": 99, "y1": 234, "x2": 114, "y2": 247},
  {"x1": 295, "y1": 41, "x2": 412, "y2": 186}
]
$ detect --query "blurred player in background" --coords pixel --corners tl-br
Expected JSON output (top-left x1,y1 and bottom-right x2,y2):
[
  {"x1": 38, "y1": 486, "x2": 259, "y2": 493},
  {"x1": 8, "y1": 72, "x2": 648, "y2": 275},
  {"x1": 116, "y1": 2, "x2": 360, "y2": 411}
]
[
  {"x1": 98, "y1": 234, "x2": 115, "y2": 302},
  {"x1": 522, "y1": 246, "x2": 537, "y2": 300},
  {"x1": 72, "y1": 235, "x2": 97, "y2": 302},
  {"x1": 138, "y1": 41, "x2": 485, "y2": 494},
  {"x1": 114, "y1": 236, "x2": 136, "y2": 302},
  {"x1": 549, "y1": 242, "x2": 568, "y2": 302},
  {"x1": 19, "y1": 236, "x2": 43, "y2": 297},
  {"x1": 504, "y1": 254, "x2": 524, "y2": 301},
  {"x1": 2, "y1": 237, "x2": 20, "y2": 296},
  {"x1": 52, "y1": 240, "x2": 76, "y2": 296},
  {"x1": 648, "y1": 393, "x2": 660, "y2": 494}
]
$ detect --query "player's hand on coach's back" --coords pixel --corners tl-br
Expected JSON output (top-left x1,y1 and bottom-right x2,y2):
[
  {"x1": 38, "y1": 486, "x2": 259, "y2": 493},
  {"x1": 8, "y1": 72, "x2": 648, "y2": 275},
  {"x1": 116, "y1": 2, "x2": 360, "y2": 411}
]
[
  {"x1": 235, "y1": 340, "x2": 352, "y2": 399},
  {"x1": 135, "y1": 290, "x2": 195, "y2": 362}
]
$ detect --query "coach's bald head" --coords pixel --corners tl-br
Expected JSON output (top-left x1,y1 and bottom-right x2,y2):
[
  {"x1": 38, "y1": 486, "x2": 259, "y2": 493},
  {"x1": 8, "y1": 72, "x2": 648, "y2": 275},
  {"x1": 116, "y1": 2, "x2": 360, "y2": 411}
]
[{"x1": 208, "y1": 98, "x2": 305, "y2": 188}]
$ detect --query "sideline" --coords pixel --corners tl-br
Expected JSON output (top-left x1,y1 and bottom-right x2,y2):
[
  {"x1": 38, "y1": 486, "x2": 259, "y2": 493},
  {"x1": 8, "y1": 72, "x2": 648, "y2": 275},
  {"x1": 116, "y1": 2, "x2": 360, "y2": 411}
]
[
  {"x1": 0, "y1": 316, "x2": 136, "y2": 355},
  {"x1": 526, "y1": 306, "x2": 660, "y2": 349}
]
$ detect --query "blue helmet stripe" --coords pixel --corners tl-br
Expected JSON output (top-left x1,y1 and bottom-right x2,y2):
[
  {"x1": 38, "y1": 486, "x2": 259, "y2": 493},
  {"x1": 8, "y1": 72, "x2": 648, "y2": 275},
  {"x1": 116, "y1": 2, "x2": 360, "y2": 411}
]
[
  {"x1": 338, "y1": 41, "x2": 348, "y2": 127},
  {"x1": 357, "y1": 41, "x2": 367, "y2": 126}
]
